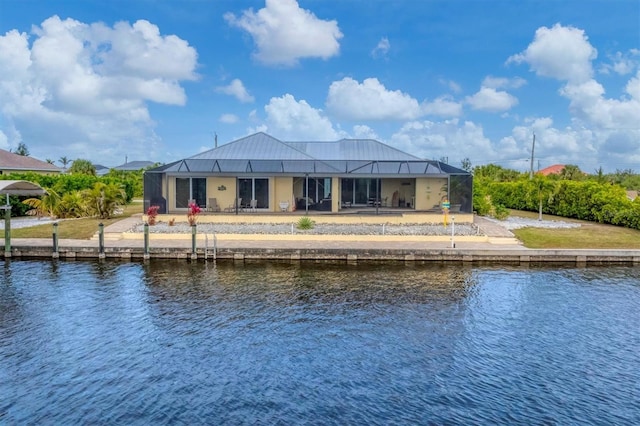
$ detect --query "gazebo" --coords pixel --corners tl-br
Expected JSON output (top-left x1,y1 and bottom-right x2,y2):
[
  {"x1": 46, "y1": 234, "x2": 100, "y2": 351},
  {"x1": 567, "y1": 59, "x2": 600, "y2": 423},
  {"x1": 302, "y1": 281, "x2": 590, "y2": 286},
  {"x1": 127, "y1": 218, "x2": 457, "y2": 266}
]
[{"x1": 1, "y1": 180, "x2": 47, "y2": 255}]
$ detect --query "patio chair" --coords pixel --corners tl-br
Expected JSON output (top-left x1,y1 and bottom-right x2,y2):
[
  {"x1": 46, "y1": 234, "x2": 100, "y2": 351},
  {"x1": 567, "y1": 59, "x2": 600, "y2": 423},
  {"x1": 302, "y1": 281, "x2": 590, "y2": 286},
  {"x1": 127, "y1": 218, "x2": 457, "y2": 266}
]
[
  {"x1": 207, "y1": 198, "x2": 220, "y2": 212},
  {"x1": 249, "y1": 199, "x2": 257, "y2": 212},
  {"x1": 224, "y1": 198, "x2": 242, "y2": 212}
]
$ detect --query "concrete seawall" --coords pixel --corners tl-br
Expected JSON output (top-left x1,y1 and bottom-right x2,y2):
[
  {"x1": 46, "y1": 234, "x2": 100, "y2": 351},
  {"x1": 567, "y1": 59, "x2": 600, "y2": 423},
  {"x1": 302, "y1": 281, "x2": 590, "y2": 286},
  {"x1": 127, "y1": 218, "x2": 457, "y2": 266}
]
[
  {"x1": 2, "y1": 238, "x2": 640, "y2": 264},
  {"x1": 3, "y1": 215, "x2": 639, "y2": 264}
]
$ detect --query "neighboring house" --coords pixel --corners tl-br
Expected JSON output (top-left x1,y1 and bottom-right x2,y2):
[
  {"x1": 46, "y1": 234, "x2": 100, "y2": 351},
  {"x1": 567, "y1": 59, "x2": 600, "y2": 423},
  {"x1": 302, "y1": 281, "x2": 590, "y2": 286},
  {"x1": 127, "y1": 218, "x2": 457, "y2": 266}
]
[
  {"x1": 144, "y1": 132, "x2": 472, "y2": 214},
  {"x1": 94, "y1": 164, "x2": 111, "y2": 176},
  {"x1": 113, "y1": 161, "x2": 156, "y2": 171},
  {"x1": 0, "y1": 148, "x2": 61, "y2": 175},
  {"x1": 626, "y1": 190, "x2": 638, "y2": 201},
  {"x1": 538, "y1": 164, "x2": 566, "y2": 176}
]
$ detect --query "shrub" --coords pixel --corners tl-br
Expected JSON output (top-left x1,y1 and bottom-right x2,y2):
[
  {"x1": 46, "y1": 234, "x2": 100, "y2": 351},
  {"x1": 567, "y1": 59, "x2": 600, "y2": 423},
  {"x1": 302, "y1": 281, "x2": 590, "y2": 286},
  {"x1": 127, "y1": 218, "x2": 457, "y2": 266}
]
[
  {"x1": 296, "y1": 216, "x2": 315, "y2": 230},
  {"x1": 492, "y1": 204, "x2": 510, "y2": 220},
  {"x1": 187, "y1": 202, "x2": 201, "y2": 225},
  {"x1": 146, "y1": 205, "x2": 160, "y2": 225}
]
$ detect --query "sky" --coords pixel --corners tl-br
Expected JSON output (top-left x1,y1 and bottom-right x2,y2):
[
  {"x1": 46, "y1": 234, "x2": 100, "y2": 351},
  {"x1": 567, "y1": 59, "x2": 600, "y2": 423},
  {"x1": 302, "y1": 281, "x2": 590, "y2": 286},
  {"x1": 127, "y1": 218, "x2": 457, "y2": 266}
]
[{"x1": 0, "y1": 0, "x2": 638, "y2": 172}]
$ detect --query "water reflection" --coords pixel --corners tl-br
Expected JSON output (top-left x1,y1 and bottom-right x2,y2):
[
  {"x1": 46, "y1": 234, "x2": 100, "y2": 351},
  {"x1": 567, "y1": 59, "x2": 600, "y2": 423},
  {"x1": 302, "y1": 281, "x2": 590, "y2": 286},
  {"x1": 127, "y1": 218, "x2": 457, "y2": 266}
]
[{"x1": 1, "y1": 260, "x2": 638, "y2": 424}]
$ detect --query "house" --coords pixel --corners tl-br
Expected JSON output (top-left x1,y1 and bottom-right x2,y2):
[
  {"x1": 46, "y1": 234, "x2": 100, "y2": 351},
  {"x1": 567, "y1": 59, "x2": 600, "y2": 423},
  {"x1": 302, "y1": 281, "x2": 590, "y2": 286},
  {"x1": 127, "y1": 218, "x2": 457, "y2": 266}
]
[
  {"x1": 0, "y1": 148, "x2": 61, "y2": 175},
  {"x1": 143, "y1": 132, "x2": 472, "y2": 214},
  {"x1": 94, "y1": 164, "x2": 111, "y2": 176},
  {"x1": 538, "y1": 164, "x2": 566, "y2": 176},
  {"x1": 113, "y1": 160, "x2": 157, "y2": 172}
]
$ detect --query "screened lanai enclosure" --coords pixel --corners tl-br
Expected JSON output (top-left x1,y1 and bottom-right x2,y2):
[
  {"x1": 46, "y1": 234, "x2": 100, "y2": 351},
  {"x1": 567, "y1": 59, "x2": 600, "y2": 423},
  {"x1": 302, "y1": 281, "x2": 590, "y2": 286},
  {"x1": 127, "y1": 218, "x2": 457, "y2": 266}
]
[{"x1": 143, "y1": 133, "x2": 473, "y2": 214}]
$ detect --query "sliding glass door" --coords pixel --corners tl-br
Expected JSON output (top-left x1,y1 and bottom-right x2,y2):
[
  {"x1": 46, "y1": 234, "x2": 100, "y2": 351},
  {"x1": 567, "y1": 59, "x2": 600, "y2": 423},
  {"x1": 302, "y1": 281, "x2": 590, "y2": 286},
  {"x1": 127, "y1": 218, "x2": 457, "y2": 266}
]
[
  {"x1": 341, "y1": 178, "x2": 380, "y2": 205},
  {"x1": 238, "y1": 178, "x2": 269, "y2": 208},
  {"x1": 175, "y1": 177, "x2": 206, "y2": 208}
]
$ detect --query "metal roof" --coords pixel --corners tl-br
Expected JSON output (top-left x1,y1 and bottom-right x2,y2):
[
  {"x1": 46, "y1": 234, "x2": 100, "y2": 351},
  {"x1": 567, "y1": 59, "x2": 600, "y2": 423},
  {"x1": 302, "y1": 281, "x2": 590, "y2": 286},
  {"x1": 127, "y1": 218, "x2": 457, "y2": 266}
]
[
  {"x1": 287, "y1": 139, "x2": 422, "y2": 161},
  {"x1": 148, "y1": 132, "x2": 470, "y2": 177},
  {"x1": 113, "y1": 161, "x2": 157, "y2": 171},
  {"x1": 190, "y1": 133, "x2": 315, "y2": 161}
]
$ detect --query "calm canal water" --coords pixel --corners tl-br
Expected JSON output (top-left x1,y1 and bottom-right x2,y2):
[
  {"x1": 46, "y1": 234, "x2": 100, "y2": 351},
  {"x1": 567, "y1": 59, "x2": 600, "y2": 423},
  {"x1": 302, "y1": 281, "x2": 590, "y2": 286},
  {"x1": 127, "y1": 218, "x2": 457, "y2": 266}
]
[{"x1": 1, "y1": 260, "x2": 639, "y2": 425}]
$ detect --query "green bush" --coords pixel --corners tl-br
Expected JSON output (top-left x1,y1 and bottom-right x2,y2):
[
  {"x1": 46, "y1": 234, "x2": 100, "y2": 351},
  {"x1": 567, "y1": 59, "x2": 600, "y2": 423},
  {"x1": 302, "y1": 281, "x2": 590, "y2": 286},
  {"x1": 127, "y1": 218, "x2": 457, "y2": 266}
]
[
  {"x1": 492, "y1": 204, "x2": 510, "y2": 220},
  {"x1": 477, "y1": 176, "x2": 639, "y2": 230},
  {"x1": 296, "y1": 216, "x2": 315, "y2": 230},
  {"x1": 1, "y1": 171, "x2": 137, "y2": 216}
]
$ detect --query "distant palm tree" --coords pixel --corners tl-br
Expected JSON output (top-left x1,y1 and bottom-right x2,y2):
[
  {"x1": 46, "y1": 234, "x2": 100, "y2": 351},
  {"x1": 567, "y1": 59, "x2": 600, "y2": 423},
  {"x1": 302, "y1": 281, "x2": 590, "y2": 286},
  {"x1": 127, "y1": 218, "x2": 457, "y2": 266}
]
[
  {"x1": 14, "y1": 142, "x2": 29, "y2": 156},
  {"x1": 46, "y1": 159, "x2": 55, "y2": 164},
  {"x1": 68, "y1": 159, "x2": 96, "y2": 176},
  {"x1": 559, "y1": 164, "x2": 584, "y2": 181},
  {"x1": 59, "y1": 156, "x2": 71, "y2": 171}
]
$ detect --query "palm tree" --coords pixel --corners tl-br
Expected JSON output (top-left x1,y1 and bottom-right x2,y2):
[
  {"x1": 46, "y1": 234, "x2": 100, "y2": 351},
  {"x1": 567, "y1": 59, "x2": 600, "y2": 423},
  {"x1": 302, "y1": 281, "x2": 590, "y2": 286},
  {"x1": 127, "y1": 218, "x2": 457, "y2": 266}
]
[
  {"x1": 14, "y1": 142, "x2": 29, "y2": 156},
  {"x1": 559, "y1": 164, "x2": 584, "y2": 181},
  {"x1": 59, "y1": 156, "x2": 71, "y2": 171},
  {"x1": 529, "y1": 175, "x2": 556, "y2": 221},
  {"x1": 22, "y1": 189, "x2": 62, "y2": 218},
  {"x1": 83, "y1": 182, "x2": 126, "y2": 219},
  {"x1": 68, "y1": 159, "x2": 96, "y2": 176}
]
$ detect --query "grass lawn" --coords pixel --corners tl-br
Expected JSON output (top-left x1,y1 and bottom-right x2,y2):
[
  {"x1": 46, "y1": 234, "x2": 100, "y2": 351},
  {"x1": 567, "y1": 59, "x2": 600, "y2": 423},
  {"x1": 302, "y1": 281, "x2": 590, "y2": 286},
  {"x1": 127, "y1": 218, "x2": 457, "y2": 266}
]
[
  {"x1": 1, "y1": 202, "x2": 142, "y2": 240},
  {"x1": 509, "y1": 210, "x2": 640, "y2": 249}
]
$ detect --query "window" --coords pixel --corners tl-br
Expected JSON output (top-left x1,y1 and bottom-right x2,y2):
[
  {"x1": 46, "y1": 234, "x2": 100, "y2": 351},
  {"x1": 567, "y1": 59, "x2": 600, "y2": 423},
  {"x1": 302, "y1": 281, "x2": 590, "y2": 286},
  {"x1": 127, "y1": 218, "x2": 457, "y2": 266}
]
[
  {"x1": 238, "y1": 178, "x2": 269, "y2": 208},
  {"x1": 341, "y1": 178, "x2": 379, "y2": 205},
  {"x1": 175, "y1": 177, "x2": 206, "y2": 208},
  {"x1": 303, "y1": 177, "x2": 332, "y2": 202}
]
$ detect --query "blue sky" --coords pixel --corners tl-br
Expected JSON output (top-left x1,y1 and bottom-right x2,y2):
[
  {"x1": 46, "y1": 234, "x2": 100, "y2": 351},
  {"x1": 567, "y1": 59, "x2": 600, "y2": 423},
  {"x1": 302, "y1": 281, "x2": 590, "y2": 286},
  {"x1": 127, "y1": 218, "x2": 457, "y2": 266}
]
[{"x1": 0, "y1": 0, "x2": 638, "y2": 172}]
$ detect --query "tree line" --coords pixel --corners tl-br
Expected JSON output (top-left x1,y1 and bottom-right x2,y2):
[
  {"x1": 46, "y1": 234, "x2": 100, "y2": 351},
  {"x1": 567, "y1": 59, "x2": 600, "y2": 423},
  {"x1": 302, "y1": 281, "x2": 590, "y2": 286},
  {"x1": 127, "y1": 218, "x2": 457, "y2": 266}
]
[
  {"x1": 1, "y1": 168, "x2": 146, "y2": 219},
  {"x1": 471, "y1": 163, "x2": 640, "y2": 230}
]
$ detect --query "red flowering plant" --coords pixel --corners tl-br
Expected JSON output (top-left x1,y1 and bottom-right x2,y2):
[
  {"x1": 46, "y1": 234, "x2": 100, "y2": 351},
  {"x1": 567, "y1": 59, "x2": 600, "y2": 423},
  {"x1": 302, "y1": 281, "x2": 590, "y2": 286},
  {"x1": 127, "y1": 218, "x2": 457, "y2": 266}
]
[
  {"x1": 146, "y1": 205, "x2": 160, "y2": 225},
  {"x1": 187, "y1": 202, "x2": 201, "y2": 226}
]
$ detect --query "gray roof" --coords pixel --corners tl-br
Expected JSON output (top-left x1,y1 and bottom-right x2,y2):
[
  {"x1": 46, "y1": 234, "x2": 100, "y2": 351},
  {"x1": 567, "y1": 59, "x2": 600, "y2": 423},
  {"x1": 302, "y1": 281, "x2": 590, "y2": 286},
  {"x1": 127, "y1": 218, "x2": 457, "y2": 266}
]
[
  {"x1": 191, "y1": 133, "x2": 315, "y2": 161},
  {"x1": 0, "y1": 149, "x2": 61, "y2": 173},
  {"x1": 149, "y1": 132, "x2": 469, "y2": 177},
  {"x1": 113, "y1": 161, "x2": 156, "y2": 171},
  {"x1": 287, "y1": 139, "x2": 421, "y2": 161}
]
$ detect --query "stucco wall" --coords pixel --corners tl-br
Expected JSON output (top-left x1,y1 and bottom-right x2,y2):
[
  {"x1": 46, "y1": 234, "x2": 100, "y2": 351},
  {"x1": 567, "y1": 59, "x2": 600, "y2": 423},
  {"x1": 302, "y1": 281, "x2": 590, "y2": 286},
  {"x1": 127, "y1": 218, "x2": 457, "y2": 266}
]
[
  {"x1": 273, "y1": 177, "x2": 294, "y2": 212},
  {"x1": 207, "y1": 177, "x2": 237, "y2": 211},
  {"x1": 415, "y1": 178, "x2": 447, "y2": 210},
  {"x1": 0, "y1": 169, "x2": 60, "y2": 175}
]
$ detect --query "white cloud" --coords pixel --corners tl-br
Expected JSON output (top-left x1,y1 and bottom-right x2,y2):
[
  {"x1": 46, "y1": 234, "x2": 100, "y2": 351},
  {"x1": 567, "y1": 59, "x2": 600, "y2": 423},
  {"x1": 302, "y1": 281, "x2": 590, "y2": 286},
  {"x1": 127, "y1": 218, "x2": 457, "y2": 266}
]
[
  {"x1": 626, "y1": 71, "x2": 640, "y2": 100},
  {"x1": 560, "y1": 77, "x2": 640, "y2": 131},
  {"x1": 482, "y1": 76, "x2": 526, "y2": 89},
  {"x1": 421, "y1": 96, "x2": 463, "y2": 118},
  {"x1": 371, "y1": 37, "x2": 390, "y2": 59},
  {"x1": 0, "y1": 130, "x2": 8, "y2": 150},
  {"x1": 508, "y1": 23, "x2": 597, "y2": 83},
  {"x1": 260, "y1": 94, "x2": 344, "y2": 140},
  {"x1": 390, "y1": 119, "x2": 496, "y2": 165},
  {"x1": 326, "y1": 77, "x2": 421, "y2": 121},
  {"x1": 219, "y1": 113, "x2": 239, "y2": 124},
  {"x1": 352, "y1": 125, "x2": 378, "y2": 139},
  {"x1": 500, "y1": 117, "x2": 603, "y2": 171},
  {"x1": 509, "y1": 25, "x2": 640, "y2": 171},
  {"x1": 0, "y1": 15, "x2": 198, "y2": 165},
  {"x1": 599, "y1": 49, "x2": 640, "y2": 75},
  {"x1": 215, "y1": 79, "x2": 255, "y2": 103},
  {"x1": 466, "y1": 87, "x2": 518, "y2": 112},
  {"x1": 224, "y1": 0, "x2": 343, "y2": 67},
  {"x1": 439, "y1": 78, "x2": 462, "y2": 94}
]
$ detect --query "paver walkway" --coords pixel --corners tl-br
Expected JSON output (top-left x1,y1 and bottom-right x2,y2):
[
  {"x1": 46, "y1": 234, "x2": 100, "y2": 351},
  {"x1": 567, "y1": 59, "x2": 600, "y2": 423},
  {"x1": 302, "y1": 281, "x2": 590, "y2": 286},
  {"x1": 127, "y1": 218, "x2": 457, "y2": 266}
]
[{"x1": 2, "y1": 213, "x2": 523, "y2": 251}]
